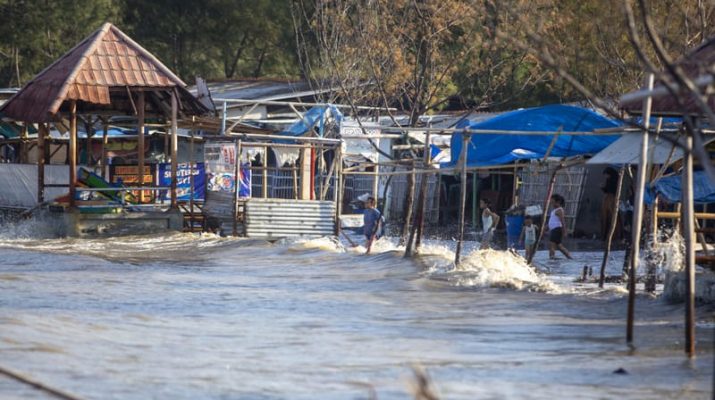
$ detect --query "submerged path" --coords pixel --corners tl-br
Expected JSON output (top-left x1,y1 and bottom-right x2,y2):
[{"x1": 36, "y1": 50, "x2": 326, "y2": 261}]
[{"x1": 0, "y1": 232, "x2": 712, "y2": 399}]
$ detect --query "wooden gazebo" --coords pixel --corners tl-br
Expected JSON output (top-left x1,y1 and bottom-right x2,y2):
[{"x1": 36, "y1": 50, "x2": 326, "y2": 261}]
[{"x1": 0, "y1": 22, "x2": 208, "y2": 209}]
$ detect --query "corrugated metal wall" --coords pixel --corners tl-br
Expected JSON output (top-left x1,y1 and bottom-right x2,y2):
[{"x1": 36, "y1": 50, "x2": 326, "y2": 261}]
[{"x1": 245, "y1": 199, "x2": 336, "y2": 239}]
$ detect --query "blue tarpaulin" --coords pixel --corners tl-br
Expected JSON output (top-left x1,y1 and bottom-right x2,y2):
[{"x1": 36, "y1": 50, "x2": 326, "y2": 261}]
[
  {"x1": 443, "y1": 104, "x2": 622, "y2": 167},
  {"x1": 279, "y1": 105, "x2": 343, "y2": 137},
  {"x1": 646, "y1": 171, "x2": 715, "y2": 204}
]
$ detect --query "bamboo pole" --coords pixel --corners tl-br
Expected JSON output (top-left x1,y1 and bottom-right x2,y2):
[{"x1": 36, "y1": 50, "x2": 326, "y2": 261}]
[
  {"x1": 599, "y1": 167, "x2": 625, "y2": 288},
  {"x1": 69, "y1": 100, "x2": 77, "y2": 209},
  {"x1": 37, "y1": 123, "x2": 45, "y2": 204},
  {"x1": 682, "y1": 133, "x2": 695, "y2": 357},
  {"x1": 170, "y1": 90, "x2": 178, "y2": 209},
  {"x1": 455, "y1": 135, "x2": 470, "y2": 265},
  {"x1": 627, "y1": 73, "x2": 654, "y2": 344},
  {"x1": 137, "y1": 91, "x2": 145, "y2": 203}
]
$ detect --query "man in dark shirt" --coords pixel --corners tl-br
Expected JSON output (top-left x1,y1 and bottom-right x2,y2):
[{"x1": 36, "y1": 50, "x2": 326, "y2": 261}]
[{"x1": 600, "y1": 167, "x2": 619, "y2": 240}]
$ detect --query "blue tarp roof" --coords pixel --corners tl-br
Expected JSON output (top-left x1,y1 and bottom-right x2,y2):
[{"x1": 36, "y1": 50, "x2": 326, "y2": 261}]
[
  {"x1": 646, "y1": 170, "x2": 715, "y2": 204},
  {"x1": 443, "y1": 104, "x2": 622, "y2": 168}
]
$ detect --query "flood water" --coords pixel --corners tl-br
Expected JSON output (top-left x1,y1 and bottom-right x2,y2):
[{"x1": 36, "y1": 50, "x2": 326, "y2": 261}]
[{"x1": 0, "y1": 220, "x2": 712, "y2": 399}]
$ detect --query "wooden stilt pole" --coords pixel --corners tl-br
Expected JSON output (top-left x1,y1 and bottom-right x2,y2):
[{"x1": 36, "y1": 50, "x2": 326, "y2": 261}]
[
  {"x1": 682, "y1": 133, "x2": 696, "y2": 357},
  {"x1": 627, "y1": 73, "x2": 654, "y2": 344},
  {"x1": 334, "y1": 145, "x2": 343, "y2": 236},
  {"x1": 645, "y1": 194, "x2": 659, "y2": 293},
  {"x1": 189, "y1": 131, "x2": 195, "y2": 229},
  {"x1": 400, "y1": 163, "x2": 416, "y2": 246},
  {"x1": 262, "y1": 147, "x2": 268, "y2": 199},
  {"x1": 233, "y1": 140, "x2": 241, "y2": 236},
  {"x1": 69, "y1": 100, "x2": 77, "y2": 209},
  {"x1": 137, "y1": 91, "x2": 145, "y2": 203},
  {"x1": 526, "y1": 167, "x2": 559, "y2": 265},
  {"x1": 599, "y1": 167, "x2": 625, "y2": 288},
  {"x1": 293, "y1": 165, "x2": 299, "y2": 200},
  {"x1": 37, "y1": 123, "x2": 46, "y2": 204},
  {"x1": 405, "y1": 133, "x2": 431, "y2": 257},
  {"x1": 20, "y1": 124, "x2": 28, "y2": 164},
  {"x1": 415, "y1": 133, "x2": 432, "y2": 251},
  {"x1": 471, "y1": 172, "x2": 478, "y2": 228},
  {"x1": 170, "y1": 90, "x2": 178, "y2": 209},
  {"x1": 455, "y1": 134, "x2": 470, "y2": 265}
]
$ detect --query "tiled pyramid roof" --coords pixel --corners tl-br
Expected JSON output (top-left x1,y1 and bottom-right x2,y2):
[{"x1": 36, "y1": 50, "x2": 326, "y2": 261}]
[{"x1": 1, "y1": 23, "x2": 198, "y2": 122}]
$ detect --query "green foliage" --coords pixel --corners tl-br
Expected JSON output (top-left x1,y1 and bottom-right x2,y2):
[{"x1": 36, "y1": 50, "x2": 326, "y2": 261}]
[
  {"x1": 0, "y1": 0, "x2": 713, "y2": 112},
  {"x1": 0, "y1": 0, "x2": 122, "y2": 86}
]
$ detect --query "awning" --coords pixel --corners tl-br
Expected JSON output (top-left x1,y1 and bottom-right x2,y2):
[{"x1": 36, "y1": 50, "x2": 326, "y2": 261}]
[{"x1": 587, "y1": 133, "x2": 715, "y2": 165}]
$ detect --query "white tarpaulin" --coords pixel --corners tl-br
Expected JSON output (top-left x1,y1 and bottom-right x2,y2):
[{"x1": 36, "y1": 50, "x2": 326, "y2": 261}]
[
  {"x1": 341, "y1": 123, "x2": 381, "y2": 163},
  {"x1": 586, "y1": 133, "x2": 714, "y2": 165},
  {"x1": 0, "y1": 164, "x2": 70, "y2": 208}
]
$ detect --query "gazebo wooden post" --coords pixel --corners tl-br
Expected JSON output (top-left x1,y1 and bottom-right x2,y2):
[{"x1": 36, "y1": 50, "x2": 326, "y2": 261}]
[
  {"x1": 37, "y1": 123, "x2": 46, "y2": 203},
  {"x1": 189, "y1": 131, "x2": 195, "y2": 223},
  {"x1": 136, "y1": 91, "x2": 145, "y2": 203},
  {"x1": 232, "y1": 139, "x2": 241, "y2": 236},
  {"x1": 170, "y1": 90, "x2": 178, "y2": 209},
  {"x1": 20, "y1": 124, "x2": 28, "y2": 163},
  {"x1": 101, "y1": 118, "x2": 108, "y2": 179},
  {"x1": 69, "y1": 100, "x2": 78, "y2": 209}
]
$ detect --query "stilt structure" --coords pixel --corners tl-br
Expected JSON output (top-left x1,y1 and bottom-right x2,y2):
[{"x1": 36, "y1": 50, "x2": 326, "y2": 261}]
[
  {"x1": 599, "y1": 167, "x2": 625, "y2": 288},
  {"x1": 627, "y1": 73, "x2": 654, "y2": 344},
  {"x1": 455, "y1": 133, "x2": 470, "y2": 265}
]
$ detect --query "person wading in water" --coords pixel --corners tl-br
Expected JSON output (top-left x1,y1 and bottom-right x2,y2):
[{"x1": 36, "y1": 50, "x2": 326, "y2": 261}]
[
  {"x1": 548, "y1": 194, "x2": 573, "y2": 260},
  {"x1": 363, "y1": 196, "x2": 383, "y2": 254},
  {"x1": 480, "y1": 199, "x2": 500, "y2": 250}
]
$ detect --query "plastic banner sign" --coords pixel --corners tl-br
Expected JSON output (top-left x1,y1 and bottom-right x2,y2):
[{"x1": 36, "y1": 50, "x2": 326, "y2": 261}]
[{"x1": 158, "y1": 163, "x2": 205, "y2": 201}]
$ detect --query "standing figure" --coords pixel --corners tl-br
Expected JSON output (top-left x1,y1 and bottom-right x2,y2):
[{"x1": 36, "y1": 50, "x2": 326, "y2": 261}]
[
  {"x1": 600, "y1": 167, "x2": 619, "y2": 240},
  {"x1": 519, "y1": 215, "x2": 538, "y2": 260},
  {"x1": 480, "y1": 199, "x2": 500, "y2": 250},
  {"x1": 548, "y1": 194, "x2": 573, "y2": 260},
  {"x1": 363, "y1": 196, "x2": 383, "y2": 254}
]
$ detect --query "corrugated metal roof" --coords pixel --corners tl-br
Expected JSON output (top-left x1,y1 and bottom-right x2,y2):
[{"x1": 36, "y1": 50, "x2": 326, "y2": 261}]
[
  {"x1": 195, "y1": 79, "x2": 342, "y2": 103},
  {"x1": 0, "y1": 23, "x2": 204, "y2": 122},
  {"x1": 621, "y1": 36, "x2": 715, "y2": 115}
]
